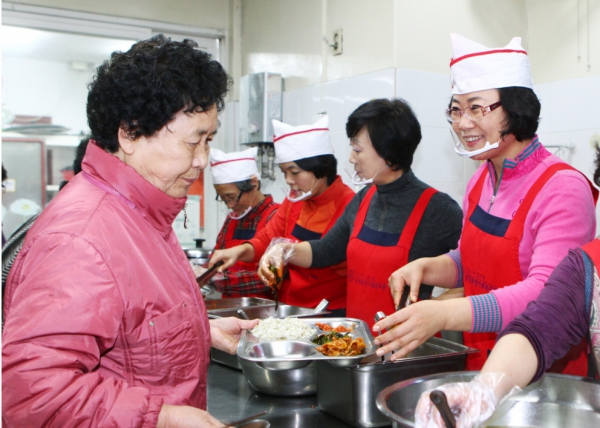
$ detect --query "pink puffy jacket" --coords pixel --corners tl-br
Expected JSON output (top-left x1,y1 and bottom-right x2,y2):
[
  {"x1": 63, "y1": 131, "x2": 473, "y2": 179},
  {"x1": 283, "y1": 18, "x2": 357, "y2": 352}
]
[{"x1": 2, "y1": 142, "x2": 211, "y2": 427}]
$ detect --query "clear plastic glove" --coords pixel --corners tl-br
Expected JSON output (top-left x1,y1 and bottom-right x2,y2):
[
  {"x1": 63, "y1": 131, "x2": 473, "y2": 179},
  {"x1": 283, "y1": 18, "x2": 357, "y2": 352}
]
[
  {"x1": 414, "y1": 373, "x2": 521, "y2": 428},
  {"x1": 257, "y1": 238, "x2": 296, "y2": 289}
]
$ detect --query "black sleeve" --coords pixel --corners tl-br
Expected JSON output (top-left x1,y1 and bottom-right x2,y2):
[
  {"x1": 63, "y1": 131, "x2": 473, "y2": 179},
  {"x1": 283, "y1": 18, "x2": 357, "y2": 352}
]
[
  {"x1": 409, "y1": 191, "x2": 463, "y2": 299},
  {"x1": 308, "y1": 190, "x2": 365, "y2": 268}
]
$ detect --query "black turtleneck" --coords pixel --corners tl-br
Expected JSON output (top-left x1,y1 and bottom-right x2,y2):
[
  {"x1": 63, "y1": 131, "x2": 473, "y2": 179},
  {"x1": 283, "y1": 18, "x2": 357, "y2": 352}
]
[{"x1": 309, "y1": 169, "x2": 462, "y2": 299}]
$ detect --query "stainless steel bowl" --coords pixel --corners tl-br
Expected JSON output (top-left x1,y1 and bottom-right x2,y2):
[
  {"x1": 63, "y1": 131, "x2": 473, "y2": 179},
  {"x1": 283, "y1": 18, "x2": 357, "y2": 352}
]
[
  {"x1": 376, "y1": 371, "x2": 600, "y2": 428},
  {"x1": 239, "y1": 357, "x2": 317, "y2": 396},
  {"x1": 250, "y1": 341, "x2": 316, "y2": 370}
]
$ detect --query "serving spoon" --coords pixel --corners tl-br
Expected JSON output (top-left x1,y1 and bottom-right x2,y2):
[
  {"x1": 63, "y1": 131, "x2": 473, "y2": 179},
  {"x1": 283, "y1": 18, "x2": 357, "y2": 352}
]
[{"x1": 221, "y1": 411, "x2": 268, "y2": 427}]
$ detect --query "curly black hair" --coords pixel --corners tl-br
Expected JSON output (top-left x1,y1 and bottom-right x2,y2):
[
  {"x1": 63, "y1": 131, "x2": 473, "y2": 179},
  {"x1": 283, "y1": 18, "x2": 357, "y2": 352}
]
[
  {"x1": 87, "y1": 34, "x2": 231, "y2": 153},
  {"x1": 346, "y1": 99, "x2": 422, "y2": 171}
]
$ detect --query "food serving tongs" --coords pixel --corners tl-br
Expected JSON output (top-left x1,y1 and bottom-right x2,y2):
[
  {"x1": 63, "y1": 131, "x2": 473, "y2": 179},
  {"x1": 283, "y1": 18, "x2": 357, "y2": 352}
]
[
  {"x1": 374, "y1": 287, "x2": 411, "y2": 361},
  {"x1": 196, "y1": 260, "x2": 224, "y2": 287}
]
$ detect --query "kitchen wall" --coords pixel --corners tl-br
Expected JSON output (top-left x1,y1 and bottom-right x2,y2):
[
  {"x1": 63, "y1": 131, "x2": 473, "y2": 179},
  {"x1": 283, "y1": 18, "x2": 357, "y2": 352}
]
[
  {"x1": 241, "y1": 0, "x2": 600, "y2": 233},
  {"x1": 4, "y1": 0, "x2": 600, "y2": 242}
]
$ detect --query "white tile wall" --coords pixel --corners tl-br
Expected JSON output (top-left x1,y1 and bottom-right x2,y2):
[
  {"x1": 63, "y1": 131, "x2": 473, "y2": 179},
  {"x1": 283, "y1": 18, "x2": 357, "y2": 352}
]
[{"x1": 534, "y1": 75, "x2": 600, "y2": 233}]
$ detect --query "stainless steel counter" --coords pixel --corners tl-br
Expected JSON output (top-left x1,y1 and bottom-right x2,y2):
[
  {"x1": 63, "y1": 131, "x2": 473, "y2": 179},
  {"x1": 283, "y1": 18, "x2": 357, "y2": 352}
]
[{"x1": 207, "y1": 362, "x2": 359, "y2": 427}]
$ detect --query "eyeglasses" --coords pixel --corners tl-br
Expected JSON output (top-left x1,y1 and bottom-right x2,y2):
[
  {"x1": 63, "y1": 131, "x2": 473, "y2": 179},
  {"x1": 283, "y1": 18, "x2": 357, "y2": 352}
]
[
  {"x1": 215, "y1": 190, "x2": 244, "y2": 204},
  {"x1": 445, "y1": 101, "x2": 502, "y2": 123}
]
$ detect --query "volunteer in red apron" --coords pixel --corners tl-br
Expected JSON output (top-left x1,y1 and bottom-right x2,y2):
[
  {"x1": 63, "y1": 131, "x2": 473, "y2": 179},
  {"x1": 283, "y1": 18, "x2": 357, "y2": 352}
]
[
  {"x1": 255, "y1": 99, "x2": 463, "y2": 327},
  {"x1": 202, "y1": 147, "x2": 279, "y2": 298},
  {"x1": 375, "y1": 34, "x2": 598, "y2": 375},
  {"x1": 210, "y1": 116, "x2": 355, "y2": 313}
]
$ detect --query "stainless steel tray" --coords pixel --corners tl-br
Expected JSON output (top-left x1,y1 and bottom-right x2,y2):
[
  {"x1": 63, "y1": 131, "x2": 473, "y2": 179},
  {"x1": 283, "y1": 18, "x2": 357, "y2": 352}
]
[
  {"x1": 205, "y1": 297, "x2": 275, "y2": 314},
  {"x1": 237, "y1": 317, "x2": 376, "y2": 370},
  {"x1": 318, "y1": 337, "x2": 477, "y2": 428},
  {"x1": 376, "y1": 371, "x2": 600, "y2": 428},
  {"x1": 209, "y1": 304, "x2": 331, "y2": 371}
]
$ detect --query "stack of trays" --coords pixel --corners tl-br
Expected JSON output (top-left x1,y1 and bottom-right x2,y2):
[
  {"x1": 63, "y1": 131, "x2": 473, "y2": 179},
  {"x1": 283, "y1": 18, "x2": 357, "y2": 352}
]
[{"x1": 237, "y1": 318, "x2": 376, "y2": 396}]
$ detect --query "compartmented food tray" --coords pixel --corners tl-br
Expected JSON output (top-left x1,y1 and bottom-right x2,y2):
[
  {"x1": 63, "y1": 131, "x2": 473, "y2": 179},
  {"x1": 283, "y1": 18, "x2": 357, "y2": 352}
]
[
  {"x1": 317, "y1": 337, "x2": 478, "y2": 428},
  {"x1": 205, "y1": 297, "x2": 275, "y2": 314},
  {"x1": 237, "y1": 317, "x2": 376, "y2": 370},
  {"x1": 209, "y1": 304, "x2": 330, "y2": 371}
]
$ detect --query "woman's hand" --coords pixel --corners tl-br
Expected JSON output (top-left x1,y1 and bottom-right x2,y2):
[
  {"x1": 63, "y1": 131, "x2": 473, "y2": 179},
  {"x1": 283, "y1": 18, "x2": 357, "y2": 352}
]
[
  {"x1": 372, "y1": 300, "x2": 449, "y2": 360},
  {"x1": 414, "y1": 373, "x2": 520, "y2": 428},
  {"x1": 257, "y1": 242, "x2": 294, "y2": 288},
  {"x1": 209, "y1": 244, "x2": 253, "y2": 271},
  {"x1": 157, "y1": 404, "x2": 226, "y2": 428},
  {"x1": 373, "y1": 298, "x2": 472, "y2": 360},
  {"x1": 388, "y1": 259, "x2": 427, "y2": 305},
  {"x1": 209, "y1": 317, "x2": 259, "y2": 354},
  {"x1": 389, "y1": 256, "x2": 458, "y2": 305}
]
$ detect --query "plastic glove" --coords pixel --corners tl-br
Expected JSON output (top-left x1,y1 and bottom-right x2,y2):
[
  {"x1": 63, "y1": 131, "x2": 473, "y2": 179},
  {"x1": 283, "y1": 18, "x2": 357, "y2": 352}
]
[
  {"x1": 257, "y1": 238, "x2": 296, "y2": 289},
  {"x1": 414, "y1": 373, "x2": 521, "y2": 428}
]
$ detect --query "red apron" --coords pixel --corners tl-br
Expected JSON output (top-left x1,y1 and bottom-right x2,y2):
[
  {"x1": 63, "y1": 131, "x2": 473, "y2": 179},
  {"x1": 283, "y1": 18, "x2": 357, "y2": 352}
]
[
  {"x1": 346, "y1": 186, "x2": 437, "y2": 327},
  {"x1": 462, "y1": 163, "x2": 592, "y2": 373},
  {"x1": 278, "y1": 192, "x2": 354, "y2": 310},
  {"x1": 222, "y1": 202, "x2": 279, "y2": 298}
]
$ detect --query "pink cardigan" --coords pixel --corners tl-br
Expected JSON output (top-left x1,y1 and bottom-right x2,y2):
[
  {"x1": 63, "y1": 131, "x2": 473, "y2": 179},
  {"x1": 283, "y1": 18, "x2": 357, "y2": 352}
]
[{"x1": 448, "y1": 137, "x2": 596, "y2": 331}]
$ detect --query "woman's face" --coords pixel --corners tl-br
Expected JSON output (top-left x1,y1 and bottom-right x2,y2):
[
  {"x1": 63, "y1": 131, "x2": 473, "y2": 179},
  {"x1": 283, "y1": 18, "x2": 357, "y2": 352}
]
[
  {"x1": 121, "y1": 107, "x2": 218, "y2": 199},
  {"x1": 214, "y1": 181, "x2": 255, "y2": 215},
  {"x1": 349, "y1": 127, "x2": 387, "y2": 182},
  {"x1": 279, "y1": 161, "x2": 326, "y2": 199},
  {"x1": 450, "y1": 89, "x2": 506, "y2": 160}
]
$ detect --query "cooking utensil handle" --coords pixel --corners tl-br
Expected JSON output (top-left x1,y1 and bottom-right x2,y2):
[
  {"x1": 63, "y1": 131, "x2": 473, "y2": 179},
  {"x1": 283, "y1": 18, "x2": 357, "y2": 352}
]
[
  {"x1": 237, "y1": 309, "x2": 250, "y2": 320},
  {"x1": 397, "y1": 287, "x2": 410, "y2": 311},
  {"x1": 313, "y1": 298, "x2": 329, "y2": 314},
  {"x1": 196, "y1": 260, "x2": 224, "y2": 286},
  {"x1": 221, "y1": 410, "x2": 268, "y2": 427},
  {"x1": 430, "y1": 390, "x2": 456, "y2": 428}
]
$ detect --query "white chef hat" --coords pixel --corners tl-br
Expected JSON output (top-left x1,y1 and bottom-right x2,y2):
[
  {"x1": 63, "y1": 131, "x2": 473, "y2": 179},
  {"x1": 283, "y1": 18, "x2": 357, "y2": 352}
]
[
  {"x1": 450, "y1": 33, "x2": 533, "y2": 95},
  {"x1": 209, "y1": 147, "x2": 259, "y2": 185},
  {"x1": 272, "y1": 116, "x2": 333, "y2": 164}
]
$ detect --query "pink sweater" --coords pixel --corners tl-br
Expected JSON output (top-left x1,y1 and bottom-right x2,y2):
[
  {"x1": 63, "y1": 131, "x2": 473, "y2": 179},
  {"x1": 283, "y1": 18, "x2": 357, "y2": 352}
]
[{"x1": 448, "y1": 137, "x2": 597, "y2": 331}]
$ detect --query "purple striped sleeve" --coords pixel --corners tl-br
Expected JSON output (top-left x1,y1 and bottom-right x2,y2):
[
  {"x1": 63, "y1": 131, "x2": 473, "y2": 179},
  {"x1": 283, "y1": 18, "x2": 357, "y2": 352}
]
[
  {"x1": 446, "y1": 249, "x2": 463, "y2": 288},
  {"x1": 468, "y1": 293, "x2": 502, "y2": 332}
]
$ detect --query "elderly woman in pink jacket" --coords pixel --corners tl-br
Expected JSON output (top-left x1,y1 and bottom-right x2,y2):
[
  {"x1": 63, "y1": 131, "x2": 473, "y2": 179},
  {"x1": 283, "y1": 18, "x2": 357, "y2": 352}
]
[
  {"x1": 2, "y1": 35, "x2": 256, "y2": 428},
  {"x1": 374, "y1": 34, "x2": 598, "y2": 375}
]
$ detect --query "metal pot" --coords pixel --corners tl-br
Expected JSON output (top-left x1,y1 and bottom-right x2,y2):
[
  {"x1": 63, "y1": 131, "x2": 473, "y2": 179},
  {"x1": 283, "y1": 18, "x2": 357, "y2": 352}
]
[
  {"x1": 376, "y1": 372, "x2": 600, "y2": 428},
  {"x1": 184, "y1": 238, "x2": 213, "y2": 265}
]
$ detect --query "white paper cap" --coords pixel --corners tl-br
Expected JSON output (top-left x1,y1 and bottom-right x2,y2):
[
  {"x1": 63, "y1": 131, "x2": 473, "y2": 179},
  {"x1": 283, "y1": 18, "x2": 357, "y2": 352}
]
[
  {"x1": 450, "y1": 33, "x2": 533, "y2": 95},
  {"x1": 209, "y1": 147, "x2": 259, "y2": 185},
  {"x1": 272, "y1": 116, "x2": 333, "y2": 164}
]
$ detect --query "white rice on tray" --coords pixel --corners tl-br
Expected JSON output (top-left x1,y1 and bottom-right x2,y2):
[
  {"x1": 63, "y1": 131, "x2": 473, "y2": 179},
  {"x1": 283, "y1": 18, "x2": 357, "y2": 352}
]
[{"x1": 251, "y1": 317, "x2": 316, "y2": 340}]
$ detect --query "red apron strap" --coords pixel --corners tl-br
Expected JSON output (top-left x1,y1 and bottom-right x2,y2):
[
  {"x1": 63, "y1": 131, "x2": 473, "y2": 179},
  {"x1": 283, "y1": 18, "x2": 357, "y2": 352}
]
[
  {"x1": 581, "y1": 239, "x2": 600, "y2": 261},
  {"x1": 350, "y1": 186, "x2": 377, "y2": 239},
  {"x1": 398, "y1": 188, "x2": 438, "y2": 250},
  {"x1": 467, "y1": 170, "x2": 488, "y2": 217},
  {"x1": 506, "y1": 163, "x2": 573, "y2": 239},
  {"x1": 223, "y1": 217, "x2": 238, "y2": 243},
  {"x1": 284, "y1": 200, "x2": 303, "y2": 238},
  {"x1": 256, "y1": 202, "x2": 279, "y2": 230}
]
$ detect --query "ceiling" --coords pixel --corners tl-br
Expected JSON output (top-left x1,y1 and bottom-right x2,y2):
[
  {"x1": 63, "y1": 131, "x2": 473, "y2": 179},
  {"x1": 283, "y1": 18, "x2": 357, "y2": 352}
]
[{"x1": 1, "y1": 25, "x2": 137, "y2": 65}]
